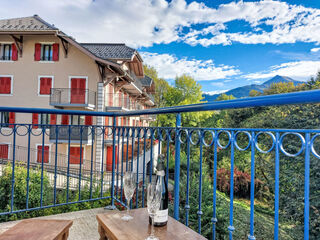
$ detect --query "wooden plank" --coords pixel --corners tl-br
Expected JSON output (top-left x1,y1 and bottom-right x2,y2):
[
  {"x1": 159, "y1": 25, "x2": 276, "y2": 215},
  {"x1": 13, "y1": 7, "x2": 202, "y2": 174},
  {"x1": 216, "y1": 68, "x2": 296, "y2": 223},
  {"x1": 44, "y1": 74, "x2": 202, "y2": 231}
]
[
  {"x1": 96, "y1": 208, "x2": 207, "y2": 240},
  {"x1": 0, "y1": 219, "x2": 73, "y2": 240}
]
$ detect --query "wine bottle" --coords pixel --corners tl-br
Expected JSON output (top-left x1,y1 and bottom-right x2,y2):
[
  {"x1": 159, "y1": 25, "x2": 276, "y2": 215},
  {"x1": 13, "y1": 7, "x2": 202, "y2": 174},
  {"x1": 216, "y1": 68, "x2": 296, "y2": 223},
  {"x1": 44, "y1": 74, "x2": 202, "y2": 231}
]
[{"x1": 149, "y1": 154, "x2": 168, "y2": 227}]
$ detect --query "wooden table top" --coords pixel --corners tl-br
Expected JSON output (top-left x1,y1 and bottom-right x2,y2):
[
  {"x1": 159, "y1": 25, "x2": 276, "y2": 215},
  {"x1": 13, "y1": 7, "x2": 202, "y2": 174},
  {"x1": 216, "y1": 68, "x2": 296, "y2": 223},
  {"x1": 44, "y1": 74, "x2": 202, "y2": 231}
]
[
  {"x1": 96, "y1": 208, "x2": 207, "y2": 240},
  {"x1": 0, "y1": 219, "x2": 73, "y2": 240}
]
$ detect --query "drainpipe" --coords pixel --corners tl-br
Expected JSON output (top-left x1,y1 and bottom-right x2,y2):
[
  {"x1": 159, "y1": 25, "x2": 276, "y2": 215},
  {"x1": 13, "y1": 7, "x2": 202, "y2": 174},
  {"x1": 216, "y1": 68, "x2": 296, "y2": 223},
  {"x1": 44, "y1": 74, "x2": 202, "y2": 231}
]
[{"x1": 95, "y1": 81, "x2": 105, "y2": 172}]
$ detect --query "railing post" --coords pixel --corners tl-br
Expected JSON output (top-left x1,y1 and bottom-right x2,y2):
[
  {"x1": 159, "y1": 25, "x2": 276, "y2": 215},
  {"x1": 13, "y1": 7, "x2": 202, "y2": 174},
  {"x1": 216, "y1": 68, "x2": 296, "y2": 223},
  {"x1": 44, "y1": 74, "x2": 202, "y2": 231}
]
[
  {"x1": 174, "y1": 113, "x2": 181, "y2": 220},
  {"x1": 105, "y1": 116, "x2": 117, "y2": 210},
  {"x1": 304, "y1": 133, "x2": 310, "y2": 240}
]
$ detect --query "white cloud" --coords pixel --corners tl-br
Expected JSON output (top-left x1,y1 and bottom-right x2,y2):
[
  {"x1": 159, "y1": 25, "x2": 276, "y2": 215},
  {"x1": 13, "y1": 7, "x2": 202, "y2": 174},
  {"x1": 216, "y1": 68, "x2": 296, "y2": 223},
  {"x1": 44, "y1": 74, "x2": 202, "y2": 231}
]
[
  {"x1": 141, "y1": 52, "x2": 240, "y2": 80},
  {"x1": 204, "y1": 90, "x2": 228, "y2": 95},
  {"x1": 243, "y1": 61, "x2": 320, "y2": 81},
  {"x1": 1, "y1": 0, "x2": 320, "y2": 47},
  {"x1": 311, "y1": 48, "x2": 320, "y2": 53},
  {"x1": 211, "y1": 82, "x2": 224, "y2": 87}
]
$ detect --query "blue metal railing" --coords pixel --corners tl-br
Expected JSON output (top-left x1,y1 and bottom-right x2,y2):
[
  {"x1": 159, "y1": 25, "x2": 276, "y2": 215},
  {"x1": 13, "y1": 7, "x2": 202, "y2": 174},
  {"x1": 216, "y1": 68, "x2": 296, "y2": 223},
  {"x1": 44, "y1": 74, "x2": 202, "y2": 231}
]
[{"x1": 1, "y1": 89, "x2": 320, "y2": 239}]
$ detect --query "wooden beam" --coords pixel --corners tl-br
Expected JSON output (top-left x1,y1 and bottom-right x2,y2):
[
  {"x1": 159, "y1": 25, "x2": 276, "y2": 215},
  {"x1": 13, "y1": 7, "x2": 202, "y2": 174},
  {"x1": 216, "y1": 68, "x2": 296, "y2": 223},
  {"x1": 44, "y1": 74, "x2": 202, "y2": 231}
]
[
  {"x1": 115, "y1": 81, "x2": 130, "y2": 92},
  {"x1": 58, "y1": 36, "x2": 69, "y2": 58},
  {"x1": 10, "y1": 35, "x2": 23, "y2": 57},
  {"x1": 96, "y1": 61, "x2": 106, "y2": 82}
]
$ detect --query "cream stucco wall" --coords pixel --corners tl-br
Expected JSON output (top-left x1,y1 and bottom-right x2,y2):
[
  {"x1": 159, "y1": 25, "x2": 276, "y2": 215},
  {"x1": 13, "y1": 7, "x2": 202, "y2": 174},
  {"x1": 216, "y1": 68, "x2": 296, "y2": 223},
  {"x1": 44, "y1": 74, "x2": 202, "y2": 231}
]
[{"x1": 0, "y1": 34, "x2": 102, "y2": 166}]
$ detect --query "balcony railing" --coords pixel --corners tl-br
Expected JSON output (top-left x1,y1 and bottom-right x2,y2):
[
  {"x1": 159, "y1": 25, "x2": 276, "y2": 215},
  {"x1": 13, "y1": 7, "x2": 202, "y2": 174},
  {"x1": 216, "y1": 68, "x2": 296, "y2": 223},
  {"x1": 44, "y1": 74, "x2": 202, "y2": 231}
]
[
  {"x1": 49, "y1": 125, "x2": 91, "y2": 144},
  {"x1": 105, "y1": 93, "x2": 132, "y2": 111},
  {"x1": 50, "y1": 88, "x2": 96, "y2": 108},
  {"x1": 1, "y1": 89, "x2": 320, "y2": 239}
]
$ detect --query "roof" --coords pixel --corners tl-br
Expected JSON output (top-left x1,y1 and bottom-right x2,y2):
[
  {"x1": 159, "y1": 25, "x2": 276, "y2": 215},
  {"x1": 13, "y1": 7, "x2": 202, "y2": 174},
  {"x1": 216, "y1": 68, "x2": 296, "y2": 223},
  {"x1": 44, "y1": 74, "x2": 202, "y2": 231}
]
[
  {"x1": 140, "y1": 75, "x2": 153, "y2": 87},
  {"x1": 0, "y1": 15, "x2": 58, "y2": 31},
  {"x1": 80, "y1": 43, "x2": 138, "y2": 61}
]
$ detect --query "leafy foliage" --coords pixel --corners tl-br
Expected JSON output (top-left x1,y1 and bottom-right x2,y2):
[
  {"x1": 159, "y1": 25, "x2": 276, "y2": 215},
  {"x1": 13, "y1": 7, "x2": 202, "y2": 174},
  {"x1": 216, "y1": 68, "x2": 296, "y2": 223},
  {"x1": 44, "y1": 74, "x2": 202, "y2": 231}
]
[{"x1": 0, "y1": 164, "x2": 110, "y2": 222}]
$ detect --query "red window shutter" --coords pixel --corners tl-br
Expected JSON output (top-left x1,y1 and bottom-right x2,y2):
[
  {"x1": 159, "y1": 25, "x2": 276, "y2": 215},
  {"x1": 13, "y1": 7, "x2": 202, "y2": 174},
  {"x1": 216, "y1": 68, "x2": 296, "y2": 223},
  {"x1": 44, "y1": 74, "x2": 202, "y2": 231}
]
[
  {"x1": 61, "y1": 115, "x2": 69, "y2": 125},
  {"x1": 39, "y1": 77, "x2": 52, "y2": 95},
  {"x1": 0, "y1": 77, "x2": 11, "y2": 94},
  {"x1": 50, "y1": 114, "x2": 57, "y2": 125},
  {"x1": 52, "y1": 43, "x2": 59, "y2": 61},
  {"x1": 11, "y1": 44, "x2": 18, "y2": 61},
  {"x1": 34, "y1": 43, "x2": 41, "y2": 61},
  {"x1": 109, "y1": 84, "x2": 113, "y2": 106},
  {"x1": 9, "y1": 112, "x2": 15, "y2": 128},
  {"x1": 85, "y1": 116, "x2": 93, "y2": 125},
  {"x1": 32, "y1": 113, "x2": 38, "y2": 129},
  {"x1": 121, "y1": 117, "x2": 124, "y2": 126},
  {"x1": 119, "y1": 92, "x2": 122, "y2": 107},
  {"x1": 0, "y1": 144, "x2": 9, "y2": 159},
  {"x1": 5, "y1": 77, "x2": 11, "y2": 94},
  {"x1": 70, "y1": 147, "x2": 83, "y2": 164},
  {"x1": 37, "y1": 146, "x2": 49, "y2": 163}
]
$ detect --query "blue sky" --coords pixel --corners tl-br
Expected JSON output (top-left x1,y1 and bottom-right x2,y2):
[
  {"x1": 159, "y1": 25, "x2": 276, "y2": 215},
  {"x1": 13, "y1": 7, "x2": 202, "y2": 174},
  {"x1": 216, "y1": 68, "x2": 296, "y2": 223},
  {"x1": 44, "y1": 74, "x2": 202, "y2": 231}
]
[{"x1": 1, "y1": 0, "x2": 320, "y2": 94}]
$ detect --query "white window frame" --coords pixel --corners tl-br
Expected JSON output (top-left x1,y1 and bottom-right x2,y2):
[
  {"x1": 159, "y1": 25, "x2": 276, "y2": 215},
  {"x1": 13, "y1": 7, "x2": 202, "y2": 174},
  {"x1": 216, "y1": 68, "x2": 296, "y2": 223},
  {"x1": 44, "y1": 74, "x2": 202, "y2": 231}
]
[
  {"x1": 68, "y1": 76, "x2": 88, "y2": 104},
  {"x1": 38, "y1": 75, "x2": 54, "y2": 96},
  {"x1": 38, "y1": 42, "x2": 56, "y2": 63},
  {"x1": 0, "y1": 75, "x2": 13, "y2": 96},
  {"x1": 66, "y1": 145, "x2": 86, "y2": 165},
  {"x1": 35, "y1": 143, "x2": 51, "y2": 164},
  {"x1": 0, "y1": 42, "x2": 14, "y2": 62}
]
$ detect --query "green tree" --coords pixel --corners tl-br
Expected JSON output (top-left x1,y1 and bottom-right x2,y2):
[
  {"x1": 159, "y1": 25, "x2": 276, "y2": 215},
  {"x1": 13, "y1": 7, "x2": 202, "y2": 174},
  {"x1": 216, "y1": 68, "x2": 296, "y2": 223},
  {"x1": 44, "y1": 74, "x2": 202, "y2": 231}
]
[{"x1": 155, "y1": 74, "x2": 212, "y2": 127}]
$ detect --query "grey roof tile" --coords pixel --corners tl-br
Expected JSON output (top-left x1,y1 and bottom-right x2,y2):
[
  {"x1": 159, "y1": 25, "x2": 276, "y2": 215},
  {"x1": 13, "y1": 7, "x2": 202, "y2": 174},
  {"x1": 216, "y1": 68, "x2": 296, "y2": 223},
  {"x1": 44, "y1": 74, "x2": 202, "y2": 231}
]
[
  {"x1": 0, "y1": 15, "x2": 58, "y2": 31},
  {"x1": 140, "y1": 75, "x2": 153, "y2": 87},
  {"x1": 80, "y1": 43, "x2": 136, "y2": 60}
]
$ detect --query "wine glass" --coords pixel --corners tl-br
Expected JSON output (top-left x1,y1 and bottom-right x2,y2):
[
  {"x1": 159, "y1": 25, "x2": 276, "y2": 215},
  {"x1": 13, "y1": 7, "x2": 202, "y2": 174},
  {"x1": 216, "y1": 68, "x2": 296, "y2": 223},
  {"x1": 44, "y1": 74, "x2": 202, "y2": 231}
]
[
  {"x1": 122, "y1": 171, "x2": 136, "y2": 221},
  {"x1": 146, "y1": 182, "x2": 161, "y2": 240}
]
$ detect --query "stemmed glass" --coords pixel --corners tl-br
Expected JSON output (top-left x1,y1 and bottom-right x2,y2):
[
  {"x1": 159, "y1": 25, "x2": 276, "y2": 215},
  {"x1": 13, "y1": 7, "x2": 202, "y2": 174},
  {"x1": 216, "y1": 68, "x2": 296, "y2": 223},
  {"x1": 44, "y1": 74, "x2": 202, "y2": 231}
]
[
  {"x1": 121, "y1": 171, "x2": 136, "y2": 221},
  {"x1": 146, "y1": 182, "x2": 161, "y2": 240}
]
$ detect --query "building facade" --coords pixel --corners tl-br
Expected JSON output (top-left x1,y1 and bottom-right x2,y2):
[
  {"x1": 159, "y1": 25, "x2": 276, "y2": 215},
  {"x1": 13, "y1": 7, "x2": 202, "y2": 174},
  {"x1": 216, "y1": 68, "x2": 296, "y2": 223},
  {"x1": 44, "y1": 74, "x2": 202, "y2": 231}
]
[{"x1": 0, "y1": 15, "x2": 156, "y2": 175}]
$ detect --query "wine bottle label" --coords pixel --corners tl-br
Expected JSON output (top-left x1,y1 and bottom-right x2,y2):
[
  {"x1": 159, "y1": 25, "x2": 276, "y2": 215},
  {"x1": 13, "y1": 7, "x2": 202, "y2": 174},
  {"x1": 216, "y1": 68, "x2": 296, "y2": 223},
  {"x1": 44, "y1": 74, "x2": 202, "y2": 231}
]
[{"x1": 154, "y1": 209, "x2": 168, "y2": 223}]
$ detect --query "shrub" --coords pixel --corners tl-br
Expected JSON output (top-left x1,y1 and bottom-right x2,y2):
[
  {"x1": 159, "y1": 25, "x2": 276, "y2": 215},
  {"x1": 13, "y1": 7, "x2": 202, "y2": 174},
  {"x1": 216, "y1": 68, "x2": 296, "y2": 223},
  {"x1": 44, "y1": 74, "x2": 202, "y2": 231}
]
[
  {"x1": 216, "y1": 168, "x2": 263, "y2": 199},
  {"x1": 0, "y1": 164, "x2": 111, "y2": 222}
]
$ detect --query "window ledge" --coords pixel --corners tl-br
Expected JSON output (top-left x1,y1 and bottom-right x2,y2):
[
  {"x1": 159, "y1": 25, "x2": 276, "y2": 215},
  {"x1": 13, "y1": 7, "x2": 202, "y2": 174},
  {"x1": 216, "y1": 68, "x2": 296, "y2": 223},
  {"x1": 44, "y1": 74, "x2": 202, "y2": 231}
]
[
  {"x1": 0, "y1": 60, "x2": 14, "y2": 63},
  {"x1": 39, "y1": 61, "x2": 55, "y2": 63},
  {"x1": 0, "y1": 94, "x2": 13, "y2": 96},
  {"x1": 37, "y1": 94, "x2": 50, "y2": 97}
]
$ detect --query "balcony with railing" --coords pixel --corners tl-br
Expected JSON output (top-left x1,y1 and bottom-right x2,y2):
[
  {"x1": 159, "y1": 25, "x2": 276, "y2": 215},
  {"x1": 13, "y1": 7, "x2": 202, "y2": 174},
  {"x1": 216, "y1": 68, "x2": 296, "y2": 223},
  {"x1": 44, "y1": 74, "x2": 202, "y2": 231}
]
[
  {"x1": 49, "y1": 125, "x2": 91, "y2": 144},
  {"x1": 105, "y1": 93, "x2": 132, "y2": 112},
  {"x1": 0, "y1": 89, "x2": 320, "y2": 239},
  {"x1": 50, "y1": 88, "x2": 96, "y2": 108}
]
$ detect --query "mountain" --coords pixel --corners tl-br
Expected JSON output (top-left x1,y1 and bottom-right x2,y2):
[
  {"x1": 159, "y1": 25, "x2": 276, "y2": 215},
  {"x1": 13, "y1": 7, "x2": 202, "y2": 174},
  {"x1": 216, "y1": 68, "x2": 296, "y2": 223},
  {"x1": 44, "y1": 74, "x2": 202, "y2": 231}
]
[{"x1": 203, "y1": 75, "x2": 304, "y2": 102}]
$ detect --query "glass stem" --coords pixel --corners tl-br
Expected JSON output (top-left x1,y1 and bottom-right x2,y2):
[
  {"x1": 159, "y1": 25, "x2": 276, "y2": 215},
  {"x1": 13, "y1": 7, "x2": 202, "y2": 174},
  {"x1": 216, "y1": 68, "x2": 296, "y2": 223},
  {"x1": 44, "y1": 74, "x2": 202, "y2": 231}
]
[
  {"x1": 151, "y1": 215, "x2": 155, "y2": 238},
  {"x1": 127, "y1": 198, "x2": 130, "y2": 216}
]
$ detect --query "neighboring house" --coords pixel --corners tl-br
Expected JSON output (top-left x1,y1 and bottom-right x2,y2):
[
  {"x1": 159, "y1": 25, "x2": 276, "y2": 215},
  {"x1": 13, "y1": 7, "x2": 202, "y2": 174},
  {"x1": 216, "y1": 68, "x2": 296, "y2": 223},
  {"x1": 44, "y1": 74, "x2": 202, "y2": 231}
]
[{"x1": 0, "y1": 15, "x2": 156, "y2": 174}]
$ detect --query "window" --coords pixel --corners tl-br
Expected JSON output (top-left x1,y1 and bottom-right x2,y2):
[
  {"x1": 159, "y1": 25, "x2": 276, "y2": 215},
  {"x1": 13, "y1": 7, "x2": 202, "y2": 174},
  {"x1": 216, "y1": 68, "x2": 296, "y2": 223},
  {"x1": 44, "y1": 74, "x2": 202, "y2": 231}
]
[
  {"x1": 37, "y1": 145, "x2": 49, "y2": 163},
  {"x1": 0, "y1": 76, "x2": 12, "y2": 94},
  {"x1": 40, "y1": 114, "x2": 50, "y2": 126},
  {"x1": 0, "y1": 112, "x2": 14, "y2": 128},
  {"x1": 34, "y1": 43, "x2": 59, "y2": 61},
  {"x1": 42, "y1": 45, "x2": 52, "y2": 61},
  {"x1": 0, "y1": 44, "x2": 18, "y2": 61},
  {"x1": 32, "y1": 113, "x2": 51, "y2": 129},
  {"x1": 2, "y1": 44, "x2": 11, "y2": 60},
  {"x1": 39, "y1": 76, "x2": 53, "y2": 95},
  {"x1": 0, "y1": 112, "x2": 9, "y2": 127},
  {"x1": 70, "y1": 115, "x2": 85, "y2": 125}
]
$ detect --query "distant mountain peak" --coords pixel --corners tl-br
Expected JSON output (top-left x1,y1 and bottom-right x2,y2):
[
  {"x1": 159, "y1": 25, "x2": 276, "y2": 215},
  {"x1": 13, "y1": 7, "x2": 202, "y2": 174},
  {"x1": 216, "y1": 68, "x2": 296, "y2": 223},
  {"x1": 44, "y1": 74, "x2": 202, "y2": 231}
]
[
  {"x1": 263, "y1": 75, "x2": 302, "y2": 85},
  {"x1": 203, "y1": 75, "x2": 304, "y2": 102}
]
